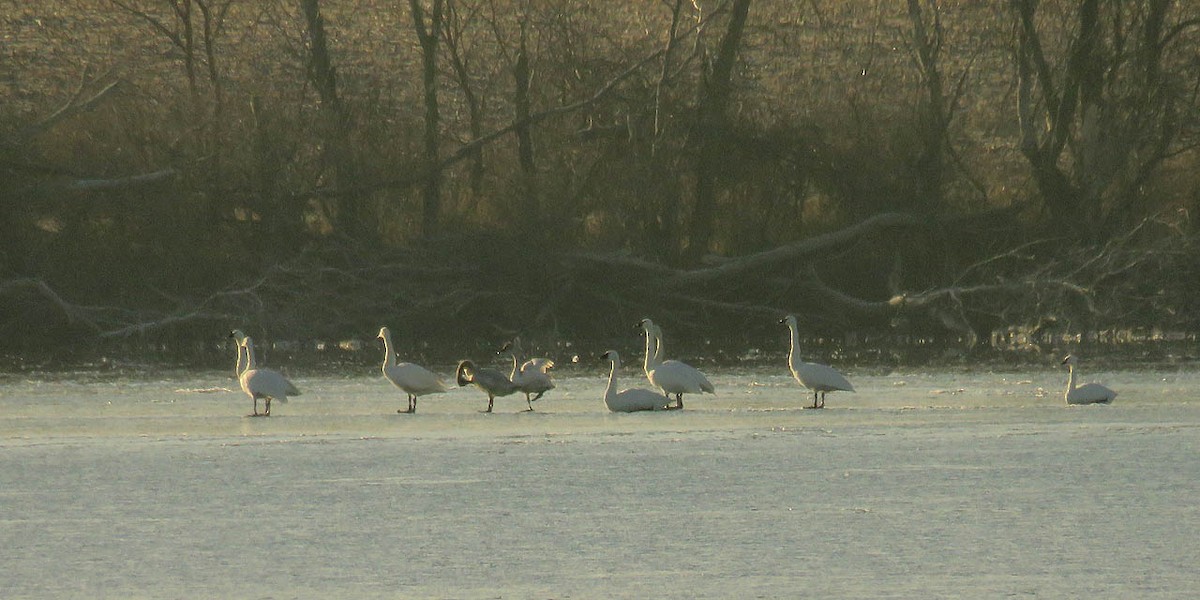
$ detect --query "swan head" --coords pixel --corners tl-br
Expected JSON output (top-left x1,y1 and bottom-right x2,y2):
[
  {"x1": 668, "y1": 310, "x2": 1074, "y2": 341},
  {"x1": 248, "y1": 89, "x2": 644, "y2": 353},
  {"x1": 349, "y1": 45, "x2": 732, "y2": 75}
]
[
  {"x1": 1061, "y1": 354, "x2": 1077, "y2": 366},
  {"x1": 600, "y1": 350, "x2": 619, "y2": 362},
  {"x1": 228, "y1": 329, "x2": 247, "y2": 343},
  {"x1": 779, "y1": 315, "x2": 798, "y2": 328},
  {"x1": 637, "y1": 318, "x2": 655, "y2": 331},
  {"x1": 377, "y1": 326, "x2": 390, "y2": 339}
]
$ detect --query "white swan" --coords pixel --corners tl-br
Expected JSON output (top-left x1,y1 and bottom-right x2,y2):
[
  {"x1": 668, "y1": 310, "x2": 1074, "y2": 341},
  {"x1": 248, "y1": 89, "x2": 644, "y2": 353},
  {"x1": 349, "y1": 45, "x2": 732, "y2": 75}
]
[
  {"x1": 456, "y1": 359, "x2": 520, "y2": 413},
  {"x1": 780, "y1": 315, "x2": 854, "y2": 409},
  {"x1": 601, "y1": 350, "x2": 672, "y2": 412},
  {"x1": 238, "y1": 336, "x2": 301, "y2": 416},
  {"x1": 499, "y1": 338, "x2": 556, "y2": 410},
  {"x1": 378, "y1": 326, "x2": 447, "y2": 413},
  {"x1": 1061, "y1": 354, "x2": 1117, "y2": 405},
  {"x1": 638, "y1": 318, "x2": 715, "y2": 409}
]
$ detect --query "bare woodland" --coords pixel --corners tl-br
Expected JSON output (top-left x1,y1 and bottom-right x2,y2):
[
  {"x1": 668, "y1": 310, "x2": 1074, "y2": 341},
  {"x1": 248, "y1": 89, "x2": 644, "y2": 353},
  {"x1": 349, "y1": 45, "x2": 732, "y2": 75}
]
[{"x1": 1, "y1": 0, "x2": 1199, "y2": 361}]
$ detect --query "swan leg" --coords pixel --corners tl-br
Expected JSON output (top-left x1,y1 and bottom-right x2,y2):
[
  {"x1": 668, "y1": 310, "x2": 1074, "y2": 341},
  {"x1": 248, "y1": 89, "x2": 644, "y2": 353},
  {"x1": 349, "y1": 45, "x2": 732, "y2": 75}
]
[
  {"x1": 264, "y1": 398, "x2": 272, "y2": 416},
  {"x1": 675, "y1": 393, "x2": 684, "y2": 410},
  {"x1": 411, "y1": 396, "x2": 418, "y2": 413},
  {"x1": 525, "y1": 393, "x2": 534, "y2": 411},
  {"x1": 251, "y1": 397, "x2": 260, "y2": 417},
  {"x1": 818, "y1": 392, "x2": 825, "y2": 409},
  {"x1": 485, "y1": 395, "x2": 495, "y2": 413},
  {"x1": 530, "y1": 391, "x2": 544, "y2": 402}
]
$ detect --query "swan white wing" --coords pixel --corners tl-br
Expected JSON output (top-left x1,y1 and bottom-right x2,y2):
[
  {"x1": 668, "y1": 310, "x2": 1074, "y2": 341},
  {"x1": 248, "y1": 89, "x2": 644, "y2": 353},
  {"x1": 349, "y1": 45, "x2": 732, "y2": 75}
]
[
  {"x1": 791, "y1": 361, "x2": 854, "y2": 393},
  {"x1": 241, "y1": 368, "x2": 300, "y2": 402},
  {"x1": 384, "y1": 362, "x2": 447, "y2": 396},
  {"x1": 607, "y1": 388, "x2": 671, "y2": 412},
  {"x1": 1066, "y1": 383, "x2": 1116, "y2": 405},
  {"x1": 515, "y1": 370, "x2": 555, "y2": 394},
  {"x1": 648, "y1": 360, "x2": 715, "y2": 395},
  {"x1": 520, "y1": 357, "x2": 553, "y2": 374}
]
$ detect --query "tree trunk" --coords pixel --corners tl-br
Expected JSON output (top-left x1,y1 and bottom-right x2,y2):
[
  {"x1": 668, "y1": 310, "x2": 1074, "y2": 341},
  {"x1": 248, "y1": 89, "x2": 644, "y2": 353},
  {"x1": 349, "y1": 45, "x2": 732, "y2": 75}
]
[
  {"x1": 300, "y1": 0, "x2": 366, "y2": 241},
  {"x1": 905, "y1": 0, "x2": 947, "y2": 208},
  {"x1": 443, "y1": 0, "x2": 485, "y2": 197},
  {"x1": 411, "y1": 0, "x2": 444, "y2": 237},
  {"x1": 513, "y1": 19, "x2": 538, "y2": 227},
  {"x1": 687, "y1": 0, "x2": 751, "y2": 262}
]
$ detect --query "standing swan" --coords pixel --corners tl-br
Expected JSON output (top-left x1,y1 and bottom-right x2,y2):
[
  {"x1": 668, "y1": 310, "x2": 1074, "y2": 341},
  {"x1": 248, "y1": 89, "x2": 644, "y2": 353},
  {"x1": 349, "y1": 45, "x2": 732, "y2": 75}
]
[
  {"x1": 456, "y1": 359, "x2": 519, "y2": 413},
  {"x1": 499, "y1": 338, "x2": 556, "y2": 410},
  {"x1": 1061, "y1": 354, "x2": 1117, "y2": 405},
  {"x1": 600, "y1": 350, "x2": 672, "y2": 412},
  {"x1": 378, "y1": 326, "x2": 447, "y2": 413},
  {"x1": 638, "y1": 318, "x2": 715, "y2": 409},
  {"x1": 780, "y1": 315, "x2": 854, "y2": 409},
  {"x1": 237, "y1": 336, "x2": 301, "y2": 416}
]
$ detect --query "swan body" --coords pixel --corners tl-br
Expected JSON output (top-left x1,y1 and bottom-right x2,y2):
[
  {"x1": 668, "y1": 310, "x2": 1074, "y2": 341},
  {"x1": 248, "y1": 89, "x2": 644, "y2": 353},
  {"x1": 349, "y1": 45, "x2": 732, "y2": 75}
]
[
  {"x1": 781, "y1": 315, "x2": 854, "y2": 409},
  {"x1": 456, "y1": 359, "x2": 519, "y2": 413},
  {"x1": 378, "y1": 326, "x2": 447, "y2": 413},
  {"x1": 500, "y1": 338, "x2": 556, "y2": 410},
  {"x1": 601, "y1": 351, "x2": 671, "y2": 412},
  {"x1": 638, "y1": 318, "x2": 715, "y2": 409},
  {"x1": 1062, "y1": 355, "x2": 1117, "y2": 405},
  {"x1": 237, "y1": 336, "x2": 300, "y2": 417}
]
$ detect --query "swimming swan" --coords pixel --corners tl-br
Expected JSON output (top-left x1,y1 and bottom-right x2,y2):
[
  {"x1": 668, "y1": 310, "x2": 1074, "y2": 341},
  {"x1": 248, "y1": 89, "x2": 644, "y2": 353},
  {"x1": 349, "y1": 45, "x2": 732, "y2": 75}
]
[
  {"x1": 1061, "y1": 354, "x2": 1117, "y2": 405},
  {"x1": 378, "y1": 326, "x2": 447, "y2": 413},
  {"x1": 780, "y1": 315, "x2": 854, "y2": 409},
  {"x1": 638, "y1": 318, "x2": 715, "y2": 409},
  {"x1": 499, "y1": 338, "x2": 556, "y2": 410},
  {"x1": 601, "y1": 350, "x2": 672, "y2": 412},
  {"x1": 456, "y1": 359, "x2": 519, "y2": 413},
  {"x1": 238, "y1": 336, "x2": 301, "y2": 416}
]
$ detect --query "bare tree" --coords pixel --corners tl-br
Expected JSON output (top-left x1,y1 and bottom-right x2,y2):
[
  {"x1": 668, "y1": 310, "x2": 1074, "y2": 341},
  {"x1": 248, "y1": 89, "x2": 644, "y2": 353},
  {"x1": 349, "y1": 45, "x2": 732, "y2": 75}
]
[{"x1": 1013, "y1": 0, "x2": 1200, "y2": 241}]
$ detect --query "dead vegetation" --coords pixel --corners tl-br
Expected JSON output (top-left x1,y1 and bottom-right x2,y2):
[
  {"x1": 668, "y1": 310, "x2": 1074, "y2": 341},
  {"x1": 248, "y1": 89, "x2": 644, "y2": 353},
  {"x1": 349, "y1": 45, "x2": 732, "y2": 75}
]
[{"x1": 2, "y1": 1, "x2": 1199, "y2": 358}]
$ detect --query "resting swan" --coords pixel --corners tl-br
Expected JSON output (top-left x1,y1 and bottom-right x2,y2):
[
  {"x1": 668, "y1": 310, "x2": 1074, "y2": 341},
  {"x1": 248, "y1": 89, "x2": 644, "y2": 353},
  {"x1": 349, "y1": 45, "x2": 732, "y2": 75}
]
[
  {"x1": 601, "y1": 350, "x2": 672, "y2": 412},
  {"x1": 638, "y1": 318, "x2": 715, "y2": 409},
  {"x1": 1061, "y1": 354, "x2": 1117, "y2": 405},
  {"x1": 456, "y1": 359, "x2": 520, "y2": 413},
  {"x1": 499, "y1": 338, "x2": 555, "y2": 410},
  {"x1": 780, "y1": 315, "x2": 854, "y2": 409},
  {"x1": 378, "y1": 326, "x2": 447, "y2": 413},
  {"x1": 236, "y1": 336, "x2": 300, "y2": 417}
]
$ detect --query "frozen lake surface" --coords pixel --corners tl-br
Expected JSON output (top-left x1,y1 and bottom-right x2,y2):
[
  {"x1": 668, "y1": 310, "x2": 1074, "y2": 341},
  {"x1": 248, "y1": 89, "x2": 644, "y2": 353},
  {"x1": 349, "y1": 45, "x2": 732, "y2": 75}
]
[{"x1": 2, "y1": 364, "x2": 1199, "y2": 598}]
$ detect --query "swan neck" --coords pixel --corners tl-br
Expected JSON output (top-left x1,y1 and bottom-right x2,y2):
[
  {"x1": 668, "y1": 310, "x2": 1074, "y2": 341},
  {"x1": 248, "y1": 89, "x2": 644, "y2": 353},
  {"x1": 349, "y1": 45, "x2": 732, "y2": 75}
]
[
  {"x1": 787, "y1": 322, "x2": 800, "y2": 364},
  {"x1": 380, "y1": 332, "x2": 397, "y2": 368},
  {"x1": 1066, "y1": 365, "x2": 1077, "y2": 392},
  {"x1": 605, "y1": 357, "x2": 619, "y2": 402},
  {"x1": 509, "y1": 352, "x2": 520, "y2": 380},
  {"x1": 235, "y1": 344, "x2": 248, "y2": 376},
  {"x1": 244, "y1": 343, "x2": 258, "y2": 370},
  {"x1": 643, "y1": 329, "x2": 659, "y2": 371}
]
